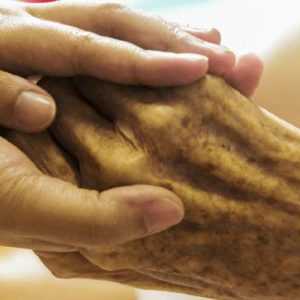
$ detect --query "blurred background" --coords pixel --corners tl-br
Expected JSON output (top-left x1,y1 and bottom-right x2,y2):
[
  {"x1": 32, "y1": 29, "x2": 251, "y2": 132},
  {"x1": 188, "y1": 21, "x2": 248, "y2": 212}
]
[{"x1": 2, "y1": 0, "x2": 300, "y2": 299}]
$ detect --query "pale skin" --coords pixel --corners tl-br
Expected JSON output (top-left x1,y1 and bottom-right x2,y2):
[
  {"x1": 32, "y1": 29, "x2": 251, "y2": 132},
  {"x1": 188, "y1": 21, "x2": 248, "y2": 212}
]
[{"x1": 0, "y1": 0, "x2": 263, "y2": 254}]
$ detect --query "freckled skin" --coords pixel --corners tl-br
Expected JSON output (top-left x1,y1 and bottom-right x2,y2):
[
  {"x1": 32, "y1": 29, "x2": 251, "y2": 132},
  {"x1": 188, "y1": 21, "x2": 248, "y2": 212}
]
[{"x1": 6, "y1": 75, "x2": 300, "y2": 300}]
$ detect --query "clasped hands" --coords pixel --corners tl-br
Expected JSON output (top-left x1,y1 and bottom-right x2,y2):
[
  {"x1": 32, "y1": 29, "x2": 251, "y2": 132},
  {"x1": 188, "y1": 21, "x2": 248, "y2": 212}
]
[{"x1": 0, "y1": 0, "x2": 262, "y2": 278}]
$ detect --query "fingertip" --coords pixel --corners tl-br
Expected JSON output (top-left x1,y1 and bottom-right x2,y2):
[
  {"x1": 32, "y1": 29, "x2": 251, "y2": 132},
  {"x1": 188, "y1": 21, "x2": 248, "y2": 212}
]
[
  {"x1": 14, "y1": 91, "x2": 56, "y2": 133},
  {"x1": 237, "y1": 53, "x2": 264, "y2": 74},
  {"x1": 183, "y1": 27, "x2": 221, "y2": 44},
  {"x1": 226, "y1": 53, "x2": 264, "y2": 97},
  {"x1": 143, "y1": 195, "x2": 184, "y2": 234},
  {"x1": 109, "y1": 184, "x2": 184, "y2": 235},
  {"x1": 176, "y1": 54, "x2": 209, "y2": 84},
  {"x1": 209, "y1": 28, "x2": 222, "y2": 44},
  {"x1": 169, "y1": 36, "x2": 235, "y2": 76},
  {"x1": 112, "y1": 184, "x2": 184, "y2": 215},
  {"x1": 123, "y1": 185, "x2": 184, "y2": 234},
  {"x1": 134, "y1": 184, "x2": 184, "y2": 213},
  {"x1": 245, "y1": 53, "x2": 264, "y2": 78},
  {"x1": 143, "y1": 51, "x2": 209, "y2": 86},
  {"x1": 208, "y1": 47, "x2": 236, "y2": 76},
  {"x1": 169, "y1": 53, "x2": 209, "y2": 85},
  {"x1": 200, "y1": 28, "x2": 222, "y2": 44}
]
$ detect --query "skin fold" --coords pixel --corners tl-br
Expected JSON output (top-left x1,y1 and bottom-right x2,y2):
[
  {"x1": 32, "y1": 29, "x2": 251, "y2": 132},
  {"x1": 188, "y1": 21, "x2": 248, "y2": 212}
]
[{"x1": 6, "y1": 75, "x2": 300, "y2": 300}]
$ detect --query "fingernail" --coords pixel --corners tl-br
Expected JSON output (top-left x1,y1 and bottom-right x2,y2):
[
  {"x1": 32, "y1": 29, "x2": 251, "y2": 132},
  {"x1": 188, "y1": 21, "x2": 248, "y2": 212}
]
[
  {"x1": 202, "y1": 41, "x2": 232, "y2": 55},
  {"x1": 184, "y1": 25, "x2": 215, "y2": 33},
  {"x1": 200, "y1": 27, "x2": 218, "y2": 34},
  {"x1": 149, "y1": 50, "x2": 208, "y2": 63},
  {"x1": 14, "y1": 91, "x2": 56, "y2": 132},
  {"x1": 176, "y1": 53, "x2": 209, "y2": 63},
  {"x1": 144, "y1": 198, "x2": 184, "y2": 234},
  {"x1": 149, "y1": 51, "x2": 208, "y2": 85}
]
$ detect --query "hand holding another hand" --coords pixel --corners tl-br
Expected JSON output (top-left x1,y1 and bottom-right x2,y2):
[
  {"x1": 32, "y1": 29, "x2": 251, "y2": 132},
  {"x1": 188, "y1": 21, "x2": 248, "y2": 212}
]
[{"x1": 0, "y1": 0, "x2": 263, "y2": 261}]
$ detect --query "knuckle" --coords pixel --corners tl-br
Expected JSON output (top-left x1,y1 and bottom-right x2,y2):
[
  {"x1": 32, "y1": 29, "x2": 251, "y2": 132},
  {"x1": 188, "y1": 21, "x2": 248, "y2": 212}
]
[
  {"x1": 80, "y1": 189, "x2": 128, "y2": 248},
  {"x1": 71, "y1": 31, "x2": 97, "y2": 74},
  {"x1": 211, "y1": 28, "x2": 222, "y2": 43},
  {"x1": 158, "y1": 20, "x2": 191, "y2": 52},
  {"x1": 83, "y1": 189, "x2": 142, "y2": 247},
  {"x1": 0, "y1": 166, "x2": 27, "y2": 203},
  {"x1": 92, "y1": 2, "x2": 128, "y2": 32},
  {"x1": 0, "y1": 173, "x2": 38, "y2": 233},
  {"x1": 129, "y1": 50, "x2": 144, "y2": 84},
  {"x1": 80, "y1": 190, "x2": 103, "y2": 247},
  {"x1": 120, "y1": 45, "x2": 145, "y2": 84},
  {"x1": 134, "y1": 104, "x2": 188, "y2": 159},
  {"x1": 137, "y1": 104, "x2": 178, "y2": 132},
  {"x1": 170, "y1": 26, "x2": 191, "y2": 46},
  {"x1": 98, "y1": 2, "x2": 127, "y2": 12},
  {"x1": 76, "y1": 30, "x2": 96, "y2": 45}
]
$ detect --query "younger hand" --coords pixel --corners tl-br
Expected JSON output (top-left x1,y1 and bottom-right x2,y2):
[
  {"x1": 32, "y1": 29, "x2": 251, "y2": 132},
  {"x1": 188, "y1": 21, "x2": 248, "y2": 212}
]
[
  {"x1": 0, "y1": 0, "x2": 261, "y2": 133},
  {"x1": 0, "y1": 136, "x2": 184, "y2": 251}
]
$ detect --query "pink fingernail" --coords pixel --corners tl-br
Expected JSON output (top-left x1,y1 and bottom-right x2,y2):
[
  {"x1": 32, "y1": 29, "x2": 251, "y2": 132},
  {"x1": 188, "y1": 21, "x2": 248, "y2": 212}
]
[{"x1": 143, "y1": 198, "x2": 184, "y2": 234}]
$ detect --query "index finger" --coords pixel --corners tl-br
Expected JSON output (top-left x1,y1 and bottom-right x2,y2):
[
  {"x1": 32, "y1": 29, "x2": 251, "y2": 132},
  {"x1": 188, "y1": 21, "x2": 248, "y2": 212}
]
[{"x1": 0, "y1": 16, "x2": 208, "y2": 86}]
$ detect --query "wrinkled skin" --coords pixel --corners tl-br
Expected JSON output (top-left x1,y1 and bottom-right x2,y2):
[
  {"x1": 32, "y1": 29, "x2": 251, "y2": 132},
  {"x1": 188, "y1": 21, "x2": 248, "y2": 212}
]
[{"x1": 6, "y1": 75, "x2": 300, "y2": 300}]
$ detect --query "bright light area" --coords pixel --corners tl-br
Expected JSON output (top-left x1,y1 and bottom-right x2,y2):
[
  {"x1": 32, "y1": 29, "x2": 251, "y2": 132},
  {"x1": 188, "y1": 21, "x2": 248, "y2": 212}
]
[
  {"x1": 0, "y1": 249, "x2": 49, "y2": 279},
  {"x1": 130, "y1": 0, "x2": 300, "y2": 55}
]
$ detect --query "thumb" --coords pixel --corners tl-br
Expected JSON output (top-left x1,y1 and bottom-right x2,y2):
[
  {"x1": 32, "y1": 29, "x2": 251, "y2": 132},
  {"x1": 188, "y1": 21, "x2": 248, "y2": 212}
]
[
  {"x1": 0, "y1": 140, "x2": 184, "y2": 248},
  {"x1": 11, "y1": 177, "x2": 184, "y2": 248},
  {"x1": 0, "y1": 70, "x2": 56, "y2": 132}
]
